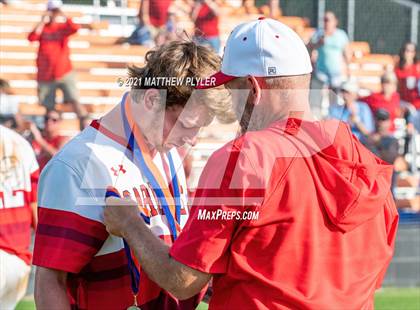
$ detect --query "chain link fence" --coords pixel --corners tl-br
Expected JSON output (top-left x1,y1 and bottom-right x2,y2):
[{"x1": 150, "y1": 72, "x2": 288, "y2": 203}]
[{"x1": 280, "y1": 0, "x2": 419, "y2": 55}]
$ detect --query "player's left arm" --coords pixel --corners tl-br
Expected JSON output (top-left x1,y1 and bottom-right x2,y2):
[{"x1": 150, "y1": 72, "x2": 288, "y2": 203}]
[{"x1": 104, "y1": 197, "x2": 211, "y2": 300}]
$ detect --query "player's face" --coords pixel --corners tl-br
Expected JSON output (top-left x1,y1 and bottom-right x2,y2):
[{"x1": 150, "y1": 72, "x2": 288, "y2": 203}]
[{"x1": 159, "y1": 103, "x2": 214, "y2": 153}]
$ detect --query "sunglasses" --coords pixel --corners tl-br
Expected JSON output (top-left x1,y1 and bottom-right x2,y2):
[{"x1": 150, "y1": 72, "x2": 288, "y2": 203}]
[{"x1": 45, "y1": 116, "x2": 59, "y2": 122}]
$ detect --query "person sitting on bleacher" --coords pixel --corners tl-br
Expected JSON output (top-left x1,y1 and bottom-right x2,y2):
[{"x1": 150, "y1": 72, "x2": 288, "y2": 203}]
[
  {"x1": 395, "y1": 42, "x2": 420, "y2": 111},
  {"x1": 30, "y1": 109, "x2": 69, "y2": 171},
  {"x1": 395, "y1": 42, "x2": 419, "y2": 155},
  {"x1": 366, "y1": 109, "x2": 400, "y2": 195},
  {"x1": 329, "y1": 80, "x2": 374, "y2": 144},
  {"x1": 361, "y1": 72, "x2": 401, "y2": 133},
  {"x1": 28, "y1": 0, "x2": 87, "y2": 130}
]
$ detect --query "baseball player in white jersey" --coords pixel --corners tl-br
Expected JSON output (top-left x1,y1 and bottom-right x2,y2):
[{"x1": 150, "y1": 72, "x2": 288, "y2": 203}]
[
  {"x1": 0, "y1": 125, "x2": 39, "y2": 309},
  {"x1": 33, "y1": 40, "x2": 232, "y2": 310}
]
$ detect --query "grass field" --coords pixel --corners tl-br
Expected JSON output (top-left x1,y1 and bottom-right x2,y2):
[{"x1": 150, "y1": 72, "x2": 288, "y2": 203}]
[{"x1": 16, "y1": 288, "x2": 420, "y2": 310}]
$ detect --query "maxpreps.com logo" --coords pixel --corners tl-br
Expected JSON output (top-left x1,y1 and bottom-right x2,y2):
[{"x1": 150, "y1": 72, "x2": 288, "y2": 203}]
[{"x1": 197, "y1": 209, "x2": 259, "y2": 221}]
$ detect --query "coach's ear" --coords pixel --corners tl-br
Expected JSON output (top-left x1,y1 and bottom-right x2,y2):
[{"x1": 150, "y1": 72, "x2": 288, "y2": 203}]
[
  {"x1": 247, "y1": 75, "x2": 262, "y2": 106},
  {"x1": 143, "y1": 88, "x2": 162, "y2": 111}
]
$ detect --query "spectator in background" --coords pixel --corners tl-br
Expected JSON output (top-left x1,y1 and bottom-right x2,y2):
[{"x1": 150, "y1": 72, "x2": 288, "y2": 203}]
[
  {"x1": 238, "y1": 0, "x2": 259, "y2": 15},
  {"x1": 0, "y1": 125, "x2": 39, "y2": 309},
  {"x1": 0, "y1": 79, "x2": 21, "y2": 130},
  {"x1": 412, "y1": 109, "x2": 420, "y2": 133},
  {"x1": 395, "y1": 42, "x2": 420, "y2": 110},
  {"x1": 366, "y1": 109, "x2": 399, "y2": 195},
  {"x1": 30, "y1": 109, "x2": 69, "y2": 171},
  {"x1": 361, "y1": 72, "x2": 400, "y2": 133},
  {"x1": 153, "y1": 12, "x2": 178, "y2": 47},
  {"x1": 235, "y1": 0, "x2": 281, "y2": 17},
  {"x1": 138, "y1": 0, "x2": 172, "y2": 39},
  {"x1": 0, "y1": 79, "x2": 30, "y2": 135},
  {"x1": 192, "y1": 0, "x2": 220, "y2": 53},
  {"x1": 395, "y1": 42, "x2": 419, "y2": 155},
  {"x1": 329, "y1": 80, "x2": 374, "y2": 143},
  {"x1": 28, "y1": 0, "x2": 87, "y2": 130},
  {"x1": 308, "y1": 11, "x2": 351, "y2": 90}
]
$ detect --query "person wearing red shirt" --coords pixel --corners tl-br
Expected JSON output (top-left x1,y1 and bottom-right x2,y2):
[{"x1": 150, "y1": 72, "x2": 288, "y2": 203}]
[
  {"x1": 361, "y1": 72, "x2": 401, "y2": 132},
  {"x1": 28, "y1": 0, "x2": 87, "y2": 129},
  {"x1": 192, "y1": 0, "x2": 220, "y2": 53},
  {"x1": 395, "y1": 42, "x2": 420, "y2": 110},
  {"x1": 394, "y1": 42, "x2": 419, "y2": 154},
  {"x1": 139, "y1": 0, "x2": 172, "y2": 38},
  {"x1": 30, "y1": 109, "x2": 69, "y2": 171},
  {"x1": 103, "y1": 19, "x2": 398, "y2": 309}
]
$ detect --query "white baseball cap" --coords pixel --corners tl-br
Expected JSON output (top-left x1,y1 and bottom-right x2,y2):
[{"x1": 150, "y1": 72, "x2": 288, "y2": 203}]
[
  {"x1": 340, "y1": 80, "x2": 359, "y2": 93},
  {"x1": 47, "y1": 0, "x2": 62, "y2": 11},
  {"x1": 196, "y1": 17, "x2": 312, "y2": 89}
]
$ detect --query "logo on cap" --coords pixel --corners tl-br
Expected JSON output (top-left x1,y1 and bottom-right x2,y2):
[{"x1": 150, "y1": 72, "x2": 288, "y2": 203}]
[{"x1": 268, "y1": 67, "x2": 277, "y2": 75}]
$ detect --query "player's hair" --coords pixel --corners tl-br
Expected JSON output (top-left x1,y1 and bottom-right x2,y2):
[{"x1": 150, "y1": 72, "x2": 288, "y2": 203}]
[{"x1": 127, "y1": 40, "x2": 235, "y2": 123}]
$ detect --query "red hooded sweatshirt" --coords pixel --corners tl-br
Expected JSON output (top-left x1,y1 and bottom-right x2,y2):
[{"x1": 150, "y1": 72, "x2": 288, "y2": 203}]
[{"x1": 171, "y1": 118, "x2": 398, "y2": 310}]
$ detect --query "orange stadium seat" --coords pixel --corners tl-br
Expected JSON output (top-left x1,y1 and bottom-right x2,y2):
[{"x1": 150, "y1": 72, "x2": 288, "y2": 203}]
[
  {"x1": 353, "y1": 54, "x2": 395, "y2": 69},
  {"x1": 349, "y1": 41, "x2": 371, "y2": 59},
  {"x1": 18, "y1": 103, "x2": 46, "y2": 116}
]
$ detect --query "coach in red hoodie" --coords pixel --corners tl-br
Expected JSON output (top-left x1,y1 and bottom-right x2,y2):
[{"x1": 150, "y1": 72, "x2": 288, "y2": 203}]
[{"x1": 104, "y1": 18, "x2": 398, "y2": 310}]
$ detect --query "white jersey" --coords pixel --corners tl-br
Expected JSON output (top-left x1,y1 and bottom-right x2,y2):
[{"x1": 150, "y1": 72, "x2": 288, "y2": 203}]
[
  {"x1": 0, "y1": 126, "x2": 38, "y2": 209},
  {"x1": 36, "y1": 119, "x2": 189, "y2": 254},
  {"x1": 32, "y1": 120, "x2": 191, "y2": 307},
  {"x1": 0, "y1": 125, "x2": 39, "y2": 264}
]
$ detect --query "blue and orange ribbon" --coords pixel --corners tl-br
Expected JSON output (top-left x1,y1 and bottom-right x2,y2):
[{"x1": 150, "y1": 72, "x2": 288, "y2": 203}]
[
  {"x1": 105, "y1": 187, "x2": 141, "y2": 297},
  {"x1": 120, "y1": 92, "x2": 181, "y2": 238},
  {"x1": 105, "y1": 92, "x2": 183, "y2": 303}
]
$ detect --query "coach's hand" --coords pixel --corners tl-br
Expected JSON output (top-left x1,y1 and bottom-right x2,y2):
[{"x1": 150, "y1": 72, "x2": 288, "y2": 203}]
[{"x1": 104, "y1": 196, "x2": 139, "y2": 238}]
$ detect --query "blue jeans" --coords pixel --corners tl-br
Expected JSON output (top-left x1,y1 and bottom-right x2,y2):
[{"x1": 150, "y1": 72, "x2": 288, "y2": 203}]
[{"x1": 196, "y1": 36, "x2": 221, "y2": 54}]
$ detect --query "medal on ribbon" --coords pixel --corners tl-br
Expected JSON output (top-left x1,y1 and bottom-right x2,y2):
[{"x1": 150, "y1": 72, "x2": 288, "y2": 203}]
[
  {"x1": 121, "y1": 92, "x2": 182, "y2": 238},
  {"x1": 106, "y1": 92, "x2": 183, "y2": 310}
]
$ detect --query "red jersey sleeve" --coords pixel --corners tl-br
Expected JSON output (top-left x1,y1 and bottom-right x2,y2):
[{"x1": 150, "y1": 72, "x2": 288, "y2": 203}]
[
  {"x1": 33, "y1": 160, "x2": 108, "y2": 273},
  {"x1": 170, "y1": 138, "x2": 264, "y2": 274}
]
